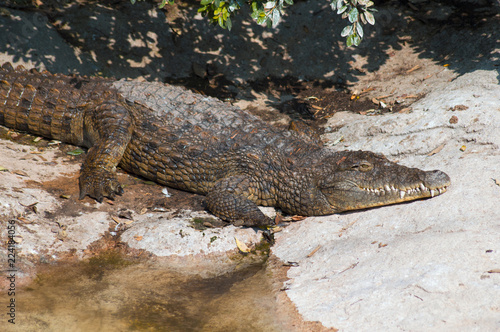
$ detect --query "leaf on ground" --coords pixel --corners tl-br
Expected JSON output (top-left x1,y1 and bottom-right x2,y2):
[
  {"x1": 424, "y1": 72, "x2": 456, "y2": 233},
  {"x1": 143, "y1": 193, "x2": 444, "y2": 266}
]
[
  {"x1": 17, "y1": 216, "x2": 29, "y2": 223},
  {"x1": 235, "y1": 236, "x2": 251, "y2": 253},
  {"x1": 427, "y1": 143, "x2": 446, "y2": 156},
  {"x1": 406, "y1": 65, "x2": 421, "y2": 74},
  {"x1": 67, "y1": 148, "x2": 85, "y2": 156},
  {"x1": 269, "y1": 226, "x2": 282, "y2": 232},
  {"x1": 13, "y1": 235, "x2": 23, "y2": 243},
  {"x1": 307, "y1": 245, "x2": 321, "y2": 257},
  {"x1": 398, "y1": 107, "x2": 412, "y2": 114}
]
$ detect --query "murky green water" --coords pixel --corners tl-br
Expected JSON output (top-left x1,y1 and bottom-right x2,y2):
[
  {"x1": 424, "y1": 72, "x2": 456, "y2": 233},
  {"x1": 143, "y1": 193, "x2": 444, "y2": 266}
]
[{"x1": 5, "y1": 252, "x2": 287, "y2": 332}]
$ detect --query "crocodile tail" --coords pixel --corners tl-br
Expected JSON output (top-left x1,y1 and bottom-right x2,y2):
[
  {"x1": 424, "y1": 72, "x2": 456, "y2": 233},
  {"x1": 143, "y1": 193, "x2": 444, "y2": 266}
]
[{"x1": 0, "y1": 62, "x2": 111, "y2": 146}]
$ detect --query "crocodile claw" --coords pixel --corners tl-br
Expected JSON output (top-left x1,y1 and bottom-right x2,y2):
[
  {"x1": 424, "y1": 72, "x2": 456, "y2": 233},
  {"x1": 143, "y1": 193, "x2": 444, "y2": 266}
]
[{"x1": 78, "y1": 167, "x2": 123, "y2": 202}]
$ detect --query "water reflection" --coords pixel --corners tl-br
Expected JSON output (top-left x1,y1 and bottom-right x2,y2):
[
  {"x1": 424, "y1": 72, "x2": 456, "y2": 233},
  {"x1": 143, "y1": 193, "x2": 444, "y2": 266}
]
[{"x1": 12, "y1": 251, "x2": 285, "y2": 331}]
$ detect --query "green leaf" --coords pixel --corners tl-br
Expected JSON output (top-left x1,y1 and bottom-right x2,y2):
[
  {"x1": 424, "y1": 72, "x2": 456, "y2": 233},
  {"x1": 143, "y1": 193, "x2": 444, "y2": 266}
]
[
  {"x1": 130, "y1": 0, "x2": 136, "y2": 4},
  {"x1": 337, "y1": 4, "x2": 348, "y2": 14},
  {"x1": 348, "y1": 7, "x2": 359, "y2": 23},
  {"x1": 200, "y1": 0, "x2": 213, "y2": 4},
  {"x1": 364, "y1": 10, "x2": 375, "y2": 25},
  {"x1": 272, "y1": 9, "x2": 280, "y2": 27},
  {"x1": 67, "y1": 148, "x2": 85, "y2": 156},
  {"x1": 214, "y1": 0, "x2": 221, "y2": 8},
  {"x1": 356, "y1": 22, "x2": 363, "y2": 38},
  {"x1": 352, "y1": 34, "x2": 361, "y2": 46},
  {"x1": 218, "y1": 16, "x2": 224, "y2": 28},
  {"x1": 360, "y1": 11, "x2": 367, "y2": 24},
  {"x1": 284, "y1": 0, "x2": 293, "y2": 5},
  {"x1": 346, "y1": 34, "x2": 354, "y2": 47},
  {"x1": 159, "y1": 0, "x2": 167, "y2": 9},
  {"x1": 226, "y1": 17, "x2": 232, "y2": 30},
  {"x1": 341, "y1": 24, "x2": 353, "y2": 37},
  {"x1": 228, "y1": 2, "x2": 239, "y2": 11},
  {"x1": 264, "y1": 1, "x2": 275, "y2": 9}
]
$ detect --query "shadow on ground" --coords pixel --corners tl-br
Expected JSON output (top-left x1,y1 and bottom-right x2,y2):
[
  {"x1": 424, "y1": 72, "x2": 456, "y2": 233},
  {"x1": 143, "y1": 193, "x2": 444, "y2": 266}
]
[{"x1": 0, "y1": 0, "x2": 498, "y2": 86}]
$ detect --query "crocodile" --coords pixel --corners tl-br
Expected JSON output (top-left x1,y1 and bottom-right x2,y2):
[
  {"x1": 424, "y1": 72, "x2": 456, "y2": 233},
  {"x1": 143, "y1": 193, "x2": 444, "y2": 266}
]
[{"x1": 0, "y1": 63, "x2": 450, "y2": 226}]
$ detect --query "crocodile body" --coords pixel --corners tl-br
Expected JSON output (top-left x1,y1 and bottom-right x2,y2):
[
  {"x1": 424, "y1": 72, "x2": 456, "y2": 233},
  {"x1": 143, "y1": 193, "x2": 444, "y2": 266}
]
[{"x1": 0, "y1": 63, "x2": 450, "y2": 226}]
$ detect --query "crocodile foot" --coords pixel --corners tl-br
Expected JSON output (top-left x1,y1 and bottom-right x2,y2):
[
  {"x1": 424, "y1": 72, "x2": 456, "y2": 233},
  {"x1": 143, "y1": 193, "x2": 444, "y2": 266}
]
[
  {"x1": 205, "y1": 190, "x2": 274, "y2": 227},
  {"x1": 78, "y1": 167, "x2": 124, "y2": 202}
]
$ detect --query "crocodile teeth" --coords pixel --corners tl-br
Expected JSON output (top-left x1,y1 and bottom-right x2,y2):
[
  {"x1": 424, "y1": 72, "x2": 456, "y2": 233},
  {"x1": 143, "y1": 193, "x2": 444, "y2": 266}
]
[{"x1": 362, "y1": 183, "x2": 447, "y2": 198}]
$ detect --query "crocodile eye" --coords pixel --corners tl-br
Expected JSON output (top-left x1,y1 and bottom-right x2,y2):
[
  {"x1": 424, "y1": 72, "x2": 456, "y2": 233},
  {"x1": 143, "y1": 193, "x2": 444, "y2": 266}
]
[{"x1": 351, "y1": 161, "x2": 373, "y2": 172}]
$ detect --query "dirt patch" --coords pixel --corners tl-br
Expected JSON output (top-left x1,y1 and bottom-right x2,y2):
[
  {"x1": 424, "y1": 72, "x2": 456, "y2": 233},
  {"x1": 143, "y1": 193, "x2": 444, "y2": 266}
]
[{"x1": 1, "y1": 125, "x2": 206, "y2": 216}]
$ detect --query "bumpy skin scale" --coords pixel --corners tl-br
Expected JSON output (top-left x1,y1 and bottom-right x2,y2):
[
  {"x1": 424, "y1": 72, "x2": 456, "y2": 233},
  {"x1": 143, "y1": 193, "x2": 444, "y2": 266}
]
[{"x1": 0, "y1": 63, "x2": 451, "y2": 226}]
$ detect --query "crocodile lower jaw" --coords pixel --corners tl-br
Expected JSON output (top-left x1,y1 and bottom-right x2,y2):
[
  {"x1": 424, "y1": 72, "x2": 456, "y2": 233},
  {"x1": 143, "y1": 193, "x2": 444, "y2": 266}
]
[{"x1": 360, "y1": 183, "x2": 449, "y2": 199}]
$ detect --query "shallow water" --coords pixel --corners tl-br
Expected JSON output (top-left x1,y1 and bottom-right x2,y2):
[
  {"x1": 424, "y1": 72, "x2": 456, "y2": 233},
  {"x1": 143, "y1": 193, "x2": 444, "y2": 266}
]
[{"x1": 6, "y1": 252, "x2": 286, "y2": 332}]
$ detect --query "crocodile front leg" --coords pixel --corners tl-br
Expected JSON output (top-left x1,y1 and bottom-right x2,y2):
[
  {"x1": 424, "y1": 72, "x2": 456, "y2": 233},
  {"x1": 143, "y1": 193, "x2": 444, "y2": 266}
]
[
  {"x1": 205, "y1": 175, "x2": 274, "y2": 226},
  {"x1": 79, "y1": 99, "x2": 133, "y2": 202}
]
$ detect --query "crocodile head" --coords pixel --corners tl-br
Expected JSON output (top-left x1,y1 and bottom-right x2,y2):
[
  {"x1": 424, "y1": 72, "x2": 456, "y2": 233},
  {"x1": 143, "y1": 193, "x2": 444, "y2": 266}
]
[{"x1": 316, "y1": 151, "x2": 451, "y2": 212}]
